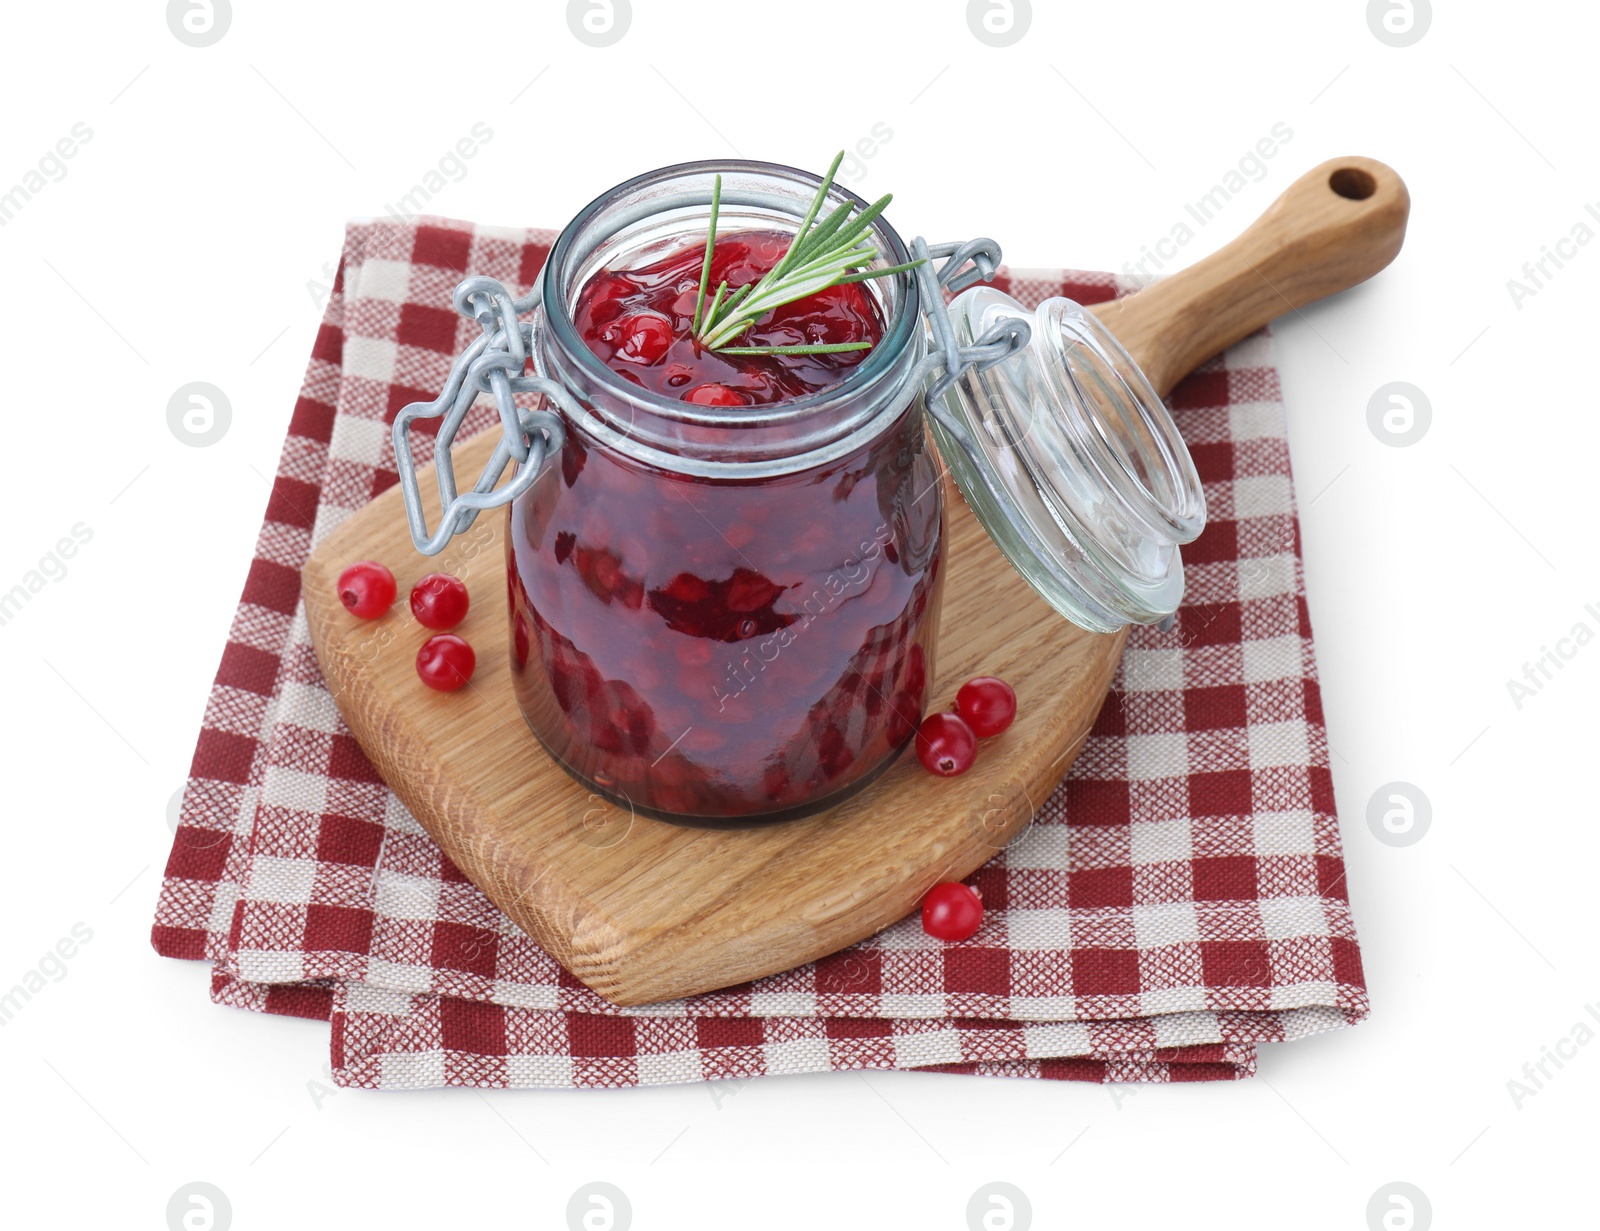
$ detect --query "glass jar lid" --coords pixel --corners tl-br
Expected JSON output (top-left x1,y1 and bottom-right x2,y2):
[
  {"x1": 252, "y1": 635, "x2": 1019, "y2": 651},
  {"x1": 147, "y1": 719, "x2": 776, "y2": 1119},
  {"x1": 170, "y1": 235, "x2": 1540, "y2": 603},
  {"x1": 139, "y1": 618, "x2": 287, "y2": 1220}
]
[{"x1": 922, "y1": 283, "x2": 1207, "y2": 634}]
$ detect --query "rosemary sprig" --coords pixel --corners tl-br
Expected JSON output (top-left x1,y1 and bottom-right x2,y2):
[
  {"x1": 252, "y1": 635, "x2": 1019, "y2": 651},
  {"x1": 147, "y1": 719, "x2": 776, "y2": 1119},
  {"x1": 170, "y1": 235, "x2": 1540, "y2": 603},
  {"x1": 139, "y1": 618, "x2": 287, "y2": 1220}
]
[
  {"x1": 716, "y1": 343, "x2": 868, "y2": 356},
  {"x1": 690, "y1": 172, "x2": 721, "y2": 337},
  {"x1": 692, "y1": 151, "x2": 922, "y2": 356}
]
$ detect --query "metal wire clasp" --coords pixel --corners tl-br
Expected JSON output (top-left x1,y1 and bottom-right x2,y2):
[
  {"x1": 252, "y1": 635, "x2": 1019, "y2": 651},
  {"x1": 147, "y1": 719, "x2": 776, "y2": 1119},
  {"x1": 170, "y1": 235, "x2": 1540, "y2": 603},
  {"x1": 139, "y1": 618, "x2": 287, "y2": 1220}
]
[
  {"x1": 908, "y1": 236, "x2": 1034, "y2": 469},
  {"x1": 391, "y1": 237, "x2": 1030, "y2": 557},
  {"x1": 912, "y1": 237, "x2": 1032, "y2": 399},
  {"x1": 391, "y1": 277, "x2": 577, "y2": 556}
]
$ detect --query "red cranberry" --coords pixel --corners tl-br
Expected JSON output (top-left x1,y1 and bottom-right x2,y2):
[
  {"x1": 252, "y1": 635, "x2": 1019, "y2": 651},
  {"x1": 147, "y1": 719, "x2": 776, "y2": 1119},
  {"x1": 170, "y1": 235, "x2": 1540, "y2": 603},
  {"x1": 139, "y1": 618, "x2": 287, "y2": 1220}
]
[
  {"x1": 915, "y1": 712, "x2": 976, "y2": 776},
  {"x1": 513, "y1": 612, "x2": 531, "y2": 666},
  {"x1": 560, "y1": 438, "x2": 587, "y2": 488},
  {"x1": 886, "y1": 690, "x2": 921, "y2": 746},
  {"x1": 761, "y1": 763, "x2": 791, "y2": 799},
  {"x1": 410, "y1": 573, "x2": 470, "y2": 631},
  {"x1": 337, "y1": 561, "x2": 396, "y2": 620},
  {"x1": 956, "y1": 676, "x2": 1017, "y2": 738},
  {"x1": 613, "y1": 311, "x2": 673, "y2": 365},
  {"x1": 664, "y1": 573, "x2": 710, "y2": 604},
  {"x1": 921, "y1": 882, "x2": 983, "y2": 941},
  {"x1": 726, "y1": 569, "x2": 783, "y2": 613},
  {"x1": 685, "y1": 383, "x2": 745, "y2": 407},
  {"x1": 586, "y1": 272, "x2": 637, "y2": 308},
  {"x1": 817, "y1": 721, "x2": 855, "y2": 779},
  {"x1": 902, "y1": 643, "x2": 927, "y2": 702},
  {"x1": 416, "y1": 634, "x2": 475, "y2": 692}
]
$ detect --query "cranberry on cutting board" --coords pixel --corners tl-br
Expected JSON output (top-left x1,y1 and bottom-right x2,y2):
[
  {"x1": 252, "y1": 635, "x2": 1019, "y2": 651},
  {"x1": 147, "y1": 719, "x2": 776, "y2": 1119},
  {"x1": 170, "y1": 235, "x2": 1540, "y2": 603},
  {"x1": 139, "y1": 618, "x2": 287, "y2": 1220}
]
[
  {"x1": 410, "y1": 572, "x2": 470, "y2": 631},
  {"x1": 915, "y1": 712, "x2": 977, "y2": 777},
  {"x1": 337, "y1": 561, "x2": 396, "y2": 620},
  {"x1": 416, "y1": 634, "x2": 476, "y2": 692},
  {"x1": 957, "y1": 676, "x2": 1017, "y2": 738}
]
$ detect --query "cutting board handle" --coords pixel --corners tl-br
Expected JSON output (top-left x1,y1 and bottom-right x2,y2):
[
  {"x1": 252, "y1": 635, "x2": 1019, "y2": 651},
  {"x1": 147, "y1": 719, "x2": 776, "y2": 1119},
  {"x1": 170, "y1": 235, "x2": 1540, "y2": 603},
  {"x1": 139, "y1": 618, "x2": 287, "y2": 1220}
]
[{"x1": 1092, "y1": 155, "x2": 1411, "y2": 396}]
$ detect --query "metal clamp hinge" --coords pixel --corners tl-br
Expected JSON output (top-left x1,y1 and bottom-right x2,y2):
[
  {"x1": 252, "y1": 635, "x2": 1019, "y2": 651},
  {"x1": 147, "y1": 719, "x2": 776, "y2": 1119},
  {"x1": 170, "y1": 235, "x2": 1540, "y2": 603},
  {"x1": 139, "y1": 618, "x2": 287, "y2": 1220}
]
[{"x1": 391, "y1": 277, "x2": 575, "y2": 556}]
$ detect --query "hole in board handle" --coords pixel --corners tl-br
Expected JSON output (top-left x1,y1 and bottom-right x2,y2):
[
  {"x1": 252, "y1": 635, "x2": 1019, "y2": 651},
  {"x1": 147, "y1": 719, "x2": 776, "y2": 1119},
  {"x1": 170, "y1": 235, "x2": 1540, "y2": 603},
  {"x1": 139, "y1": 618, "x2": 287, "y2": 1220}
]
[{"x1": 1329, "y1": 167, "x2": 1378, "y2": 201}]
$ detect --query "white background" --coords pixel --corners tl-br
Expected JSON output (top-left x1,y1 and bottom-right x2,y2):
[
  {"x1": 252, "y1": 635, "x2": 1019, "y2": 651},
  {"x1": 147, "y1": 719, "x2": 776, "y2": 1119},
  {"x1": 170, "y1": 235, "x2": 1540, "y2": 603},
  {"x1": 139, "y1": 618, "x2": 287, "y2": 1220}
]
[{"x1": 1, "y1": 1, "x2": 1596, "y2": 1228}]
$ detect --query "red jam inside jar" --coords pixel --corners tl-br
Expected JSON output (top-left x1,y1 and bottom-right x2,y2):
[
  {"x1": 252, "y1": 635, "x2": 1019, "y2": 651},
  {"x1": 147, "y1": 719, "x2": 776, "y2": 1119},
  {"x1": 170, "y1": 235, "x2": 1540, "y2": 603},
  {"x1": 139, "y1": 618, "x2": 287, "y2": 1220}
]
[
  {"x1": 574, "y1": 229, "x2": 884, "y2": 406},
  {"x1": 509, "y1": 226, "x2": 942, "y2": 824}
]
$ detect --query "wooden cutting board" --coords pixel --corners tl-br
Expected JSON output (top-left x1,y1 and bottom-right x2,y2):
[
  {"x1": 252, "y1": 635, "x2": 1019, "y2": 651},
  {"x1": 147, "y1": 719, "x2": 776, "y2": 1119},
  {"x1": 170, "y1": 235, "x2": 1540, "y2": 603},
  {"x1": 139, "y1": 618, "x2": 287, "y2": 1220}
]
[{"x1": 303, "y1": 157, "x2": 1408, "y2": 1006}]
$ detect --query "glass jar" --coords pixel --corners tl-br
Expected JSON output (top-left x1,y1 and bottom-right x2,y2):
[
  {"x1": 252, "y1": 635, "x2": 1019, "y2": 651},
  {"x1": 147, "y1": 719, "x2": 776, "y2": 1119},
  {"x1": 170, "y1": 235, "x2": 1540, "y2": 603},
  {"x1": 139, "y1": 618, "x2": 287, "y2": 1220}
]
[{"x1": 509, "y1": 162, "x2": 941, "y2": 825}]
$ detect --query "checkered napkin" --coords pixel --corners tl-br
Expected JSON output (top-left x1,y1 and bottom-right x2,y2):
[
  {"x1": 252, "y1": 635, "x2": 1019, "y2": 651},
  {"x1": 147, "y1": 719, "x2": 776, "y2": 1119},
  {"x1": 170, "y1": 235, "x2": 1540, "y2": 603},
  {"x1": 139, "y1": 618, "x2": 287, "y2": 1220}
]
[{"x1": 151, "y1": 217, "x2": 1367, "y2": 1089}]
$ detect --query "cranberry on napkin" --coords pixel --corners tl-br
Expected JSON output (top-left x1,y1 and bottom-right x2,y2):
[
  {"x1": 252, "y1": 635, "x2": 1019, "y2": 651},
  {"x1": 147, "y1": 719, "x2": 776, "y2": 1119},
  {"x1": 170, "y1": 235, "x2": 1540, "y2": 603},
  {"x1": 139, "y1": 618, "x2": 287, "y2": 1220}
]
[{"x1": 152, "y1": 217, "x2": 1366, "y2": 1089}]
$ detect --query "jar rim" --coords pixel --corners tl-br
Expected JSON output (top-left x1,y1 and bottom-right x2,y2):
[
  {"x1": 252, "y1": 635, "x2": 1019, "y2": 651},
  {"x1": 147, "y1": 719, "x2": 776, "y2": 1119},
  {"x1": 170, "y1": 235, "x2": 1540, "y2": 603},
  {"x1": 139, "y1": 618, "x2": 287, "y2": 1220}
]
[{"x1": 539, "y1": 158, "x2": 922, "y2": 439}]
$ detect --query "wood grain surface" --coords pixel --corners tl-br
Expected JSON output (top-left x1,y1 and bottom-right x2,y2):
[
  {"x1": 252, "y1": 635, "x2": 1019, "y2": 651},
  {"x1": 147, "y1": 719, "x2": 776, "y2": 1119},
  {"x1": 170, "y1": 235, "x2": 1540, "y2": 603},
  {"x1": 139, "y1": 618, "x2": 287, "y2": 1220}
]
[{"x1": 302, "y1": 156, "x2": 1409, "y2": 1006}]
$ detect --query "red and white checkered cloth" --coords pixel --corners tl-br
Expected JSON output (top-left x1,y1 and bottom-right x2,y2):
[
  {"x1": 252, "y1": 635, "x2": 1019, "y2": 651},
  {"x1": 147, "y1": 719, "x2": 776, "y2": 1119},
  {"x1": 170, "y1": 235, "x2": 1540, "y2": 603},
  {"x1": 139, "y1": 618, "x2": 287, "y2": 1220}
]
[{"x1": 151, "y1": 217, "x2": 1367, "y2": 1089}]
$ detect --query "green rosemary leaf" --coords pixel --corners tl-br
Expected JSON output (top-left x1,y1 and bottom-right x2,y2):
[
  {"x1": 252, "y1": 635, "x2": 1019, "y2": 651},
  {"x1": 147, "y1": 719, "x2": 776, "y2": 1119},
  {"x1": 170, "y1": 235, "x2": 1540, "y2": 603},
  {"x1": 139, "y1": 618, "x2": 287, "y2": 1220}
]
[
  {"x1": 837, "y1": 259, "x2": 927, "y2": 283},
  {"x1": 705, "y1": 283, "x2": 754, "y2": 340},
  {"x1": 693, "y1": 151, "x2": 919, "y2": 353},
  {"x1": 822, "y1": 192, "x2": 895, "y2": 253},
  {"x1": 705, "y1": 279, "x2": 730, "y2": 328},
  {"x1": 786, "y1": 197, "x2": 859, "y2": 264},
  {"x1": 782, "y1": 244, "x2": 877, "y2": 283},
  {"x1": 765, "y1": 150, "x2": 846, "y2": 282},
  {"x1": 692, "y1": 173, "x2": 723, "y2": 337},
  {"x1": 709, "y1": 278, "x2": 837, "y2": 338},
  {"x1": 716, "y1": 342, "x2": 874, "y2": 355}
]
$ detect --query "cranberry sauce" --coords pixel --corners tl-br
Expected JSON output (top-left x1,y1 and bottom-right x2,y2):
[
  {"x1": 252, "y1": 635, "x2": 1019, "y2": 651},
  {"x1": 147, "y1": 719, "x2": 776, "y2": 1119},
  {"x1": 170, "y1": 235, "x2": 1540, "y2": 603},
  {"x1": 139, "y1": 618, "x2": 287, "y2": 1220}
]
[
  {"x1": 508, "y1": 233, "x2": 941, "y2": 822},
  {"x1": 571, "y1": 229, "x2": 885, "y2": 407}
]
